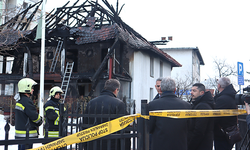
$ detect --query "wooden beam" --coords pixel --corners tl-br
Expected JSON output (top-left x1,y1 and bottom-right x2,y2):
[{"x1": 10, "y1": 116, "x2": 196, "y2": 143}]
[{"x1": 88, "y1": 38, "x2": 119, "y2": 96}]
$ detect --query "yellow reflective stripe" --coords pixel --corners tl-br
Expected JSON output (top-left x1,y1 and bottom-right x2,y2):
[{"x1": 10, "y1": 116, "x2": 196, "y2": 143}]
[
  {"x1": 16, "y1": 103, "x2": 25, "y2": 110},
  {"x1": 15, "y1": 130, "x2": 37, "y2": 134},
  {"x1": 33, "y1": 115, "x2": 41, "y2": 123},
  {"x1": 54, "y1": 110, "x2": 60, "y2": 125},
  {"x1": 48, "y1": 131, "x2": 59, "y2": 137},
  {"x1": 48, "y1": 135, "x2": 59, "y2": 137},
  {"x1": 45, "y1": 106, "x2": 55, "y2": 111}
]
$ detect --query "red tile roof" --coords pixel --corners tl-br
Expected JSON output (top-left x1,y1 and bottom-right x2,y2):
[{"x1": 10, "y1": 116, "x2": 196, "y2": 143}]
[{"x1": 70, "y1": 17, "x2": 181, "y2": 67}]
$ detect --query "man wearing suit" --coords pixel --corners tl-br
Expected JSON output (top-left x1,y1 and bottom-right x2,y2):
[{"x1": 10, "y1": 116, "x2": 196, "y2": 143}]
[
  {"x1": 153, "y1": 77, "x2": 163, "y2": 100},
  {"x1": 84, "y1": 79, "x2": 130, "y2": 150},
  {"x1": 148, "y1": 77, "x2": 191, "y2": 150}
]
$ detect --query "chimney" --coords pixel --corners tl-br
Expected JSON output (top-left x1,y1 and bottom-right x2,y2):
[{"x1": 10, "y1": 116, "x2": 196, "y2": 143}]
[
  {"x1": 168, "y1": 36, "x2": 173, "y2": 41},
  {"x1": 86, "y1": 17, "x2": 96, "y2": 28}
]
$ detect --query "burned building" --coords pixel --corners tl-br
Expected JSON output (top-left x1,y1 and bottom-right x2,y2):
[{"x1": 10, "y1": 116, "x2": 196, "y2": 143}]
[{"x1": 0, "y1": 0, "x2": 181, "y2": 113}]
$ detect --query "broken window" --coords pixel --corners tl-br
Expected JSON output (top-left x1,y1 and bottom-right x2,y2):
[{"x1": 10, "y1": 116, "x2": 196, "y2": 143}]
[
  {"x1": 78, "y1": 84, "x2": 85, "y2": 96},
  {"x1": 66, "y1": 50, "x2": 78, "y2": 72}
]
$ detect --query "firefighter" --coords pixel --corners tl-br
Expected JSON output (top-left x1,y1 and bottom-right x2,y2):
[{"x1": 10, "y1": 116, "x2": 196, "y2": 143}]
[
  {"x1": 14, "y1": 78, "x2": 43, "y2": 150},
  {"x1": 44, "y1": 86, "x2": 64, "y2": 138}
]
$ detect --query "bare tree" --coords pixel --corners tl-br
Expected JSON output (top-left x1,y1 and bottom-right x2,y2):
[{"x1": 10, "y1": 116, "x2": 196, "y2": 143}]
[
  {"x1": 175, "y1": 73, "x2": 193, "y2": 101},
  {"x1": 213, "y1": 58, "x2": 237, "y2": 77},
  {"x1": 204, "y1": 57, "x2": 237, "y2": 91}
]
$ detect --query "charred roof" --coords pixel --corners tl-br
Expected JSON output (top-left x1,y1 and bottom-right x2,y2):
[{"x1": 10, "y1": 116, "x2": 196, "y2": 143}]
[{"x1": 0, "y1": 0, "x2": 181, "y2": 67}]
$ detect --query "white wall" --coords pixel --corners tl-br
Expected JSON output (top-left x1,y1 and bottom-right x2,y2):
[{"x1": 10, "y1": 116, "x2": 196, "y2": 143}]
[
  {"x1": 192, "y1": 52, "x2": 201, "y2": 83},
  {"x1": 130, "y1": 51, "x2": 171, "y2": 113},
  {"x1": 166, "y1": 49, "x2": 193, "y2": 80}
]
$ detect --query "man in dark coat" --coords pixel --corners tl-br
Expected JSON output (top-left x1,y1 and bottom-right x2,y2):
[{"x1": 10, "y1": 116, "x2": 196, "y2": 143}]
[
  {"x1": 153, "y1": 77, "x2": 163, "y2": 100},
  {"x1": 214, "y1": 77, "x2": 237, "y2": 150},
  {"x1": 150, "y1": 77, "x2": 163, "y2": 150},
  {"x1": 188, "y1": 83, "x2": 214, "y2": 150},
  {"x1": 44, "y1": 86, "x2": 64, "y2": 138},
  {"x1": 14, "y1": 78, "x2": 43, "y2": 150},
  {"x1": 84, "y1": 79, "x2": 130, "y2": 150},
  {"x1": 148, "y1": 77, "x2": 191, "y2": 150}
]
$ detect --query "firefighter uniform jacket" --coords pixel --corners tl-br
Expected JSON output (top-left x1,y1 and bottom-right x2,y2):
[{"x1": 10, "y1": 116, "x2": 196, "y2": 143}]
[
  {"x1": 44, "y1": 97, "x2": 61, "y2": 137},
  {"x1": 15, "y1": 94, "x2": 42, "y2": 138}
]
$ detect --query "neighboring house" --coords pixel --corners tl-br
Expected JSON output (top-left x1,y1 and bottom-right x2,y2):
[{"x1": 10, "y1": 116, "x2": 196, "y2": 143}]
[
  {"x1": 161, "y1": 47, "x2": 204, "y2": 100},
  {"x1": 0, "y1": 0, "x2": 39, "y2": 27},
  {"x1": 0, "y1": 0, "x2": 181, "y2": 113}
]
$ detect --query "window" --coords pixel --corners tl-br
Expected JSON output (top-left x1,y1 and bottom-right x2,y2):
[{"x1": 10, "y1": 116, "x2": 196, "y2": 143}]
[
  {"x1": 0, "y1": 84, "x2": 1, "y2": 95},
  {"x1": 66, "y1": 49, "x2": 78, "y2": 72},
  {"x1": 0, "y1": 56, "x2": 14, "y2": 74},
  {"x1": 5, "y1": 83, "x2": 14, "y2": 95},
  {"x1": 150, "y1": 88, "x2": 154, "y2": 102},
  {"x1": 160, "y1": 61, "x2": 163, "y2": 77},
  {"x1": 6, "y1": 57, "x2": 14, "y2": 74},
  {"x1": 150, "y1": 57, "x2": 154, "y2": 77}
]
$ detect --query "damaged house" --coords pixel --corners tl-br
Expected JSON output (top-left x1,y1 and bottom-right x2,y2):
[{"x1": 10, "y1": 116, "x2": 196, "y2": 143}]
[{"x1": 0, "y1": 0, "x2": 181, "y2": 113}]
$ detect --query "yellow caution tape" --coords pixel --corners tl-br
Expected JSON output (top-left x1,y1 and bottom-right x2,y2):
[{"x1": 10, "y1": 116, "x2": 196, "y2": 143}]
[
  {"x1": 30, "y1": 114, "x2": 141, "y2": 150},
  {"x1": 149, "y1": 109, "x2": 247, "y2": 118},
  {"x1": 30, "y1": 109, "x2": 247, "y2": 150},
  {"x1": 141, "y1": 115, "x2": 150, "y2": 120}
]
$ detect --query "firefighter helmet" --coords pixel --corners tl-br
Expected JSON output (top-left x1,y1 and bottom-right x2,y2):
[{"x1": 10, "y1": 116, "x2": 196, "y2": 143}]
[
  {"x1": 18, "y1": 78, "x2": 37, "y2": 93},
  {"x1": 49, "y1": 86, "x2": 63, "y2": 97}
]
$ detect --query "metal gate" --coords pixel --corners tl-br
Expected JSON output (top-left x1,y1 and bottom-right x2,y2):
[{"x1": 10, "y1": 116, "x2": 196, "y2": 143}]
[{"x1": 0, "y1": 100, "x2": 149, "y2": 150}]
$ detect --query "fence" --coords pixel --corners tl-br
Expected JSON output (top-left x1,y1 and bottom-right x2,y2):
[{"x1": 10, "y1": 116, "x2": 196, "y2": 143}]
[
  {"x1": 0, "y1": 100, "x2": 149, "y2": 150},
  {"x1": 1, "y1": 100, "x2": 250, "y2": 150}
]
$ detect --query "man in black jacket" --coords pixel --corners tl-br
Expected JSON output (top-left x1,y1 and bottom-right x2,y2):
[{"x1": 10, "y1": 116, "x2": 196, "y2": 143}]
[
  {"x1": 150, "y1": 77, "x2": 162, "y2": 150},
  {"x1": 14, "y1": 78, "x2": 43, "y2": 150},
  {"x1": 214, "y1": 77, "x2": 237, "y2": 150},
  {"x1": 84, "y1": 79, "x2": 130, "y2": 150},
  {"x1": 44, "y1": 86, "x2": 64, "y2": 138},
  {"x1": 148, "y1": 77, "x2": 191, "y2": 150},
  {"x1": 188, "y1": 83, "x2": 214, "y2": 150},
  {"x1": 153, "y1": 77, "x2": 163, "y2": 100}
]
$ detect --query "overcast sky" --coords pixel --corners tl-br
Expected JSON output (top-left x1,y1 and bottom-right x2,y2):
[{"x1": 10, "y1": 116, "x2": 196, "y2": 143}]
[{"x1": 46, "y1": 0, "x2": 250, "y2": 87}]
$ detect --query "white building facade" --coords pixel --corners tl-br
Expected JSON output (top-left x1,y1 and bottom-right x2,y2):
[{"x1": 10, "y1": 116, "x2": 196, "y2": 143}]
[
  {"x1": 161, "y1": 47, "x2": 204, "y2": 84},
  {"x1": 129, "y1": 51, "x2": 174, "y2": 113},
  {"x1": 161, "y1": 47, "x2": 204, "y2": 100}
]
